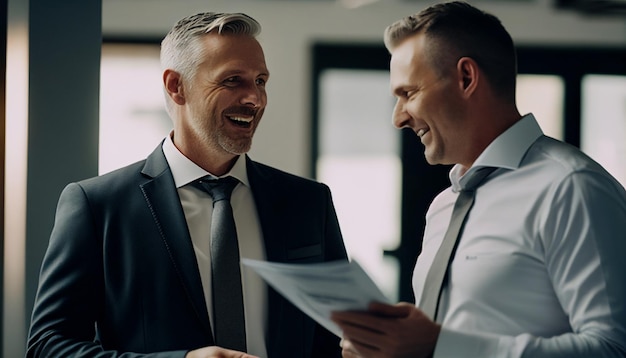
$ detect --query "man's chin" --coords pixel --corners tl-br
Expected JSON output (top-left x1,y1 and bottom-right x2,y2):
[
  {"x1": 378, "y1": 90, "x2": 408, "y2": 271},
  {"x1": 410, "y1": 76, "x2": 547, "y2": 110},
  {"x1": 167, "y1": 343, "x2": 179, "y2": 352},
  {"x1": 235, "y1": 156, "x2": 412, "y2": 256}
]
[
  {"x1": 221, "y1": 141, "x2": 252, "y2": 156},
  {"x1": 423, "y1": 152, "x2": 443, "y2": 166}
]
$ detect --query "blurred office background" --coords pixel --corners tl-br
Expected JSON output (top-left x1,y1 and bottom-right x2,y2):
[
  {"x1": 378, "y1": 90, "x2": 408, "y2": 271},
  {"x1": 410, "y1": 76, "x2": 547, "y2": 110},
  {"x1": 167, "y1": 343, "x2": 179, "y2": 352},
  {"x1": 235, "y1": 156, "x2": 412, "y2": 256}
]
[{"x1": 3, "y1": 0, "x2": 625, "y2": 356}]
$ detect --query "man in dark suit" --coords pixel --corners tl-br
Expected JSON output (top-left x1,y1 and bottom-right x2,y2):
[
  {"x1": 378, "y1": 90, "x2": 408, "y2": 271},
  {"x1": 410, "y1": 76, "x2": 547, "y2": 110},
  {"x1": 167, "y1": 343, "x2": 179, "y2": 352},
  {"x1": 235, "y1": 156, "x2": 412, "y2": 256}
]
[{"x1": 27, "y1": 12, "x2": 347, "y2": 358}]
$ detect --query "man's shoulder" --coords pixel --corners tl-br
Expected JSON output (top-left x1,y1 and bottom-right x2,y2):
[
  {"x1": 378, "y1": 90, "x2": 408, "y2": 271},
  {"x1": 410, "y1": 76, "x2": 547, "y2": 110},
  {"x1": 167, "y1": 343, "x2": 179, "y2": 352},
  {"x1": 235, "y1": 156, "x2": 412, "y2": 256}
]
[
  {"x1": 248, "y1": 159, "x2": 326, "y2": 189},
  {"x1": 529, "y1": 136, "x2": 614, "y2": 178},
  {"x1": 66, "y1": 159, "x2": 151, "y2": 200},
  {"x1": 81, "y1": 159, "x2": 147, "y2": 185}
]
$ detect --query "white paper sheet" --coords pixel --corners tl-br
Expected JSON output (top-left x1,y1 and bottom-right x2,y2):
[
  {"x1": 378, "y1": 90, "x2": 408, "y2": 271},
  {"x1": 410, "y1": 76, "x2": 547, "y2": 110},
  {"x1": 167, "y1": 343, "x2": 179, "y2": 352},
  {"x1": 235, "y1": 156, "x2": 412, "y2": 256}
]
[{"x1": 241, "y1": 258, "x2": 390, "y2": 337}]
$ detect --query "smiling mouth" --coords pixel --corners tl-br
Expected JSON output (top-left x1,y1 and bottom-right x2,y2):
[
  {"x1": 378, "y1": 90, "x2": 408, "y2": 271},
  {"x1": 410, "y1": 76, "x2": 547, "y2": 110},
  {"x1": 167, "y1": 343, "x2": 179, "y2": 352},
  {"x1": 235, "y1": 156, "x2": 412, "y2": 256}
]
[
  {"x1": 227, "y1": 115, "x2": 253, "y2": 128},
  {"x1": 416, "y1": 128, "x2": 429, "y2": 138}
]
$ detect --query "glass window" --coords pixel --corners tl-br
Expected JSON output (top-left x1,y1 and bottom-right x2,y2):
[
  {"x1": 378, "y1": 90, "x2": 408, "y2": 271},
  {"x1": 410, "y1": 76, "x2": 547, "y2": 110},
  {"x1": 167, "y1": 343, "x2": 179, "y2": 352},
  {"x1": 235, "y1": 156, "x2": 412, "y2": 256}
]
[
  {"x1": 517, "y1": 74, "x2": 564, "y2": 140},
  {"x1": 581, "y1": 74, "x2": 626, "y2": 188},
  {"x1": 316, "y1": 69, "x2": 401, "y2": 302},
  {"x1": 99, "y1": 43, "x2": 171, "y2": 175}
]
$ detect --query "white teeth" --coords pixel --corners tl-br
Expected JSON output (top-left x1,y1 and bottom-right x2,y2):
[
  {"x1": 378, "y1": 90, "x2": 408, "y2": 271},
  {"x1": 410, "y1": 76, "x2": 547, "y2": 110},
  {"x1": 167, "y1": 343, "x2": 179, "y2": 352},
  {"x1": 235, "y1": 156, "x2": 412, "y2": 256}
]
[
  {"x1": 417, "y1": 129, "x2": 426, "y2": 137},
  {"x1": 230, "y1": 116, "x2": 253, "y2": 123}
]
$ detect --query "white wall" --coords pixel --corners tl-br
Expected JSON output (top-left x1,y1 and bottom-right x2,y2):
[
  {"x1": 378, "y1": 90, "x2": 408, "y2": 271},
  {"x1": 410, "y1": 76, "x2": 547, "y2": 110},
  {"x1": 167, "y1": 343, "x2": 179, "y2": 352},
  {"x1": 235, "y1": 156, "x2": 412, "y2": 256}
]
[{"x1": 102, "y1": 0, "x2": 626, "y2": 177}]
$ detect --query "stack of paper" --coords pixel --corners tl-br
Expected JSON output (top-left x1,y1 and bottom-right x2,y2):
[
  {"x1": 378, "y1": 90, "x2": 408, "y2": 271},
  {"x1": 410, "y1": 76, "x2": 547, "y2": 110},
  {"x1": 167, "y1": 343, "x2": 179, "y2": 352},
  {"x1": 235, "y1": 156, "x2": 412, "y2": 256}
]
[{"x1": 242, "y1": 258, "x2": 390, "y2": 337}]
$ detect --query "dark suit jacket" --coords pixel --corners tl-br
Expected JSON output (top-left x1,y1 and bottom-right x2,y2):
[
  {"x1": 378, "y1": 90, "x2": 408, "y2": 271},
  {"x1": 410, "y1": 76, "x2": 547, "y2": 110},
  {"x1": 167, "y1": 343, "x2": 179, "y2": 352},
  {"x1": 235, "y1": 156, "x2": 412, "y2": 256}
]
[{"x1": 27, "y1": 145, "x2": 348, "y2": 358}]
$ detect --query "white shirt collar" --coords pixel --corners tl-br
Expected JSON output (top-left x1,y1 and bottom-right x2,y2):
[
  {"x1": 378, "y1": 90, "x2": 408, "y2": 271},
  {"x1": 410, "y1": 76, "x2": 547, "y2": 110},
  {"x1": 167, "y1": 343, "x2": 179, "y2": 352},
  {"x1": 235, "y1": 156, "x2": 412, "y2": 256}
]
[
  {"x1": 451, "y1": 113, "x2": 544, "y2": 191},
  {"x1": 162, "y1": 132, "x2": 250, "y2": 189}
]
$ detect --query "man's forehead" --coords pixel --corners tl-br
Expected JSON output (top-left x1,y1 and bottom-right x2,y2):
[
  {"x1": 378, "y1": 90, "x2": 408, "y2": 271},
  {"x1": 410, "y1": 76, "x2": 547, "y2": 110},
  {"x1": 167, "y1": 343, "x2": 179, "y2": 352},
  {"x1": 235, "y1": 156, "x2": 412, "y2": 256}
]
[
  {"x1": 391, "y1": 33, "x2": 426, "y2": 59},
  {"x1": 389, "y1": 44, "x2": 415, "y2": 81}
]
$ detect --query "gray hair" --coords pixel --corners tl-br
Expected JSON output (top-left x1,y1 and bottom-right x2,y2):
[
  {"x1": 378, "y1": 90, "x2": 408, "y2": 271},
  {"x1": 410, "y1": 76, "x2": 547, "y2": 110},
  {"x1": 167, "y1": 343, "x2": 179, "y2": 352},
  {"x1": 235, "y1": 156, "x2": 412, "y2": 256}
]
[{"x1": 160, "y1": 12, "x2": 261, "y2": 81}]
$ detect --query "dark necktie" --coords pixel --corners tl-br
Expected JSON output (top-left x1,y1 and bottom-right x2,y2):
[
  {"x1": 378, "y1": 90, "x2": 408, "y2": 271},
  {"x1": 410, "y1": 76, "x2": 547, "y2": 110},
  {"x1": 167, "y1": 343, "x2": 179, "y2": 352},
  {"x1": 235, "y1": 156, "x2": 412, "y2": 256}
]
[
  {"x1": 196, "y1": 176, "x2": 246, "y2": 351},
  {"x1": 418, "y1": 166, "x2": 497, "y2": 320}
]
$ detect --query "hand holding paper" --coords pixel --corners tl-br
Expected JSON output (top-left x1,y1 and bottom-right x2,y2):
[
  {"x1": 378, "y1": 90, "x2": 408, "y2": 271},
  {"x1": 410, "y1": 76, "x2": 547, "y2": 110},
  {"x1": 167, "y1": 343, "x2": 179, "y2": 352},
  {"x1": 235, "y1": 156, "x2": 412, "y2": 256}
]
[{"x1": 241, "y1": 258, "x2": 390, "y2": 337}]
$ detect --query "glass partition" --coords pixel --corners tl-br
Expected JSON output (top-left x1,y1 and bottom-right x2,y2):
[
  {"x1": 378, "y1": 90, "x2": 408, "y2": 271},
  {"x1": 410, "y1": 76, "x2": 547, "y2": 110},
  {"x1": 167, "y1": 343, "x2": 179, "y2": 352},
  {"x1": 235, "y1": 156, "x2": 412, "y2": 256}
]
[
  {"x1": 99, "y1": 43, "x2": 170, "y2": 175},
  {"x1": 581, "y1": 74, "x2": 626, "y2": 188},
  {"x1": 316, "y1": 69, "x2": 401, "y2": 301}
]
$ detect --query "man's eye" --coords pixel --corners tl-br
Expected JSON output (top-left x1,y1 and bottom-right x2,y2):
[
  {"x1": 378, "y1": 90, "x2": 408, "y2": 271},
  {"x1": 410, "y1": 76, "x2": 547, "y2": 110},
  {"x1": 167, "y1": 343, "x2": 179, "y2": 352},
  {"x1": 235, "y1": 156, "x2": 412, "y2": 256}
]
[
  {"x1": 224, "y1": 77, "x2": 240, "y2": 86},
  {"x1": 256, "y1": 78, "x2": 267, "y2": 86},
  {"x1": 405, "y1": 90, "x2": 417, "y2": 98}
]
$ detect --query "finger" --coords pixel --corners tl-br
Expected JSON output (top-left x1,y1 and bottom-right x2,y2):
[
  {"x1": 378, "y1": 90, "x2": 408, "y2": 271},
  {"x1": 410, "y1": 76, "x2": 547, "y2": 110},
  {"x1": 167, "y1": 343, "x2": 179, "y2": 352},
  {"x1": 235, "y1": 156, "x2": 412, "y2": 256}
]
[
  {"x1": 368, "y1": 301, "x2": 414, "y2": 317},
  {"x1": 340, "y1": 320, "x2": 387, "y2": 348},
  {"x1": 332, "y1": 311, "x2": 386, "y2": 333},
  {"x1": 340, "y1": 338, "x2": 357, "y2": 353},
  {"x1": 341, "y1": 335, "x2": 378, "y2": 358},
  {"x1": 334, "y1": 319, "x2": 386, "y2": 338},
  {"x1": 348, "y1": 337, "x2": 380, "y2": 358},
  {"x1": 342, "y1": 349, "x2": 362, "y2": 358}
]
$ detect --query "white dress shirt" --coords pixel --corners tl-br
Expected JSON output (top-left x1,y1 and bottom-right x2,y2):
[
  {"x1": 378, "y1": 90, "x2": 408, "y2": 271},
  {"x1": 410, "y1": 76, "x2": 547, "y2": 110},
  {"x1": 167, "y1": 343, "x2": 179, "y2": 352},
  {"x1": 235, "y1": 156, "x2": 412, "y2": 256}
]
[
  {"x1": 162, "y1": 134, "x2": 267, "y2": 357},
  {"x1": 413, "y1": 114, "x2": 626, "y2": 357}
]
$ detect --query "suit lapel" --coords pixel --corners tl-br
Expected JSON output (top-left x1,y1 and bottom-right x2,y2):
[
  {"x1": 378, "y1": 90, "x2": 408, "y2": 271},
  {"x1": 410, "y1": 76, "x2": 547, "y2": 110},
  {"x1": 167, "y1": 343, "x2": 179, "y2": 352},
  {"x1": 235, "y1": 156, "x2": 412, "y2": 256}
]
[
  {"x1": 246, "y1": 157, "x2": 288, "y2": 263},
  {"x1": 246, "y1": 157, "x2": 308, "y2": 357},
  {"x1": 140, "y1": 145, "x2": 213, "y2": 341}
]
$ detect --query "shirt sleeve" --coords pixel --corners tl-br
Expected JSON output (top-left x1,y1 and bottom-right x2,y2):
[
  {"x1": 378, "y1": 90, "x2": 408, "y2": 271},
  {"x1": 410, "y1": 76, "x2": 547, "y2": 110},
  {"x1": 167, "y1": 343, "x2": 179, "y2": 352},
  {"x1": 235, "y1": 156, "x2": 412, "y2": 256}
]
[{"x1": 434, "y1": 170, "x2": 626, "y2": 358}]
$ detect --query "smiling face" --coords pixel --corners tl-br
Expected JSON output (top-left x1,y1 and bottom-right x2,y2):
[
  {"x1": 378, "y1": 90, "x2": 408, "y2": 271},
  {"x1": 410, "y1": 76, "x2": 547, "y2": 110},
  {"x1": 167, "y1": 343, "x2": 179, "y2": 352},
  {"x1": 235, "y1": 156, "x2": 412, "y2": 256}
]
[
  {"x1": 390, "y1": 33, "x2": 470, "y2": 166},
  {"x1": 168, "y1": 33, "x2": 269, "y2": 171}
]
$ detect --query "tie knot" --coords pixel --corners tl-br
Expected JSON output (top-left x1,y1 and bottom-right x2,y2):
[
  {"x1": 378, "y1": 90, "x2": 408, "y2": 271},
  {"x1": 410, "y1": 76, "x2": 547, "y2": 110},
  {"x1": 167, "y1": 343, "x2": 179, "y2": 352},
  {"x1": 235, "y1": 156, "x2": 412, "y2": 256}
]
[
  {"x1": 462, "y1": 167, "x2": 497, "y2": 191},
  {"x1": 196, "y1": 176, "x2": 239, "y2": 202}
]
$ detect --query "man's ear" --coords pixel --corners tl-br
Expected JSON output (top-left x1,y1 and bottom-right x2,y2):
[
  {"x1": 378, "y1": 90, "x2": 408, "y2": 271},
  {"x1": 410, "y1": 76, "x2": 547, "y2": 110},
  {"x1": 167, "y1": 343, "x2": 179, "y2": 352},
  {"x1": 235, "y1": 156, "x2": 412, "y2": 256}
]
[
  {"x1": 163, "y1": 69, "x2": 186, "y2": 105},
  {"x1": 456, "y1": 57, "x2": 479, "y2": 98}
]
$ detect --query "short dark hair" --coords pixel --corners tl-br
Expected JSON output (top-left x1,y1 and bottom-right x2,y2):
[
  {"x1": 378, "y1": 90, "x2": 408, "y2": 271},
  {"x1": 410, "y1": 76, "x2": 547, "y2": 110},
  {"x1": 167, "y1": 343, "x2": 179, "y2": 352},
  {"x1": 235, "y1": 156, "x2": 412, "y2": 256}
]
[{"x1": 385, "y1": 1, "x2": 517, "y2": 101}]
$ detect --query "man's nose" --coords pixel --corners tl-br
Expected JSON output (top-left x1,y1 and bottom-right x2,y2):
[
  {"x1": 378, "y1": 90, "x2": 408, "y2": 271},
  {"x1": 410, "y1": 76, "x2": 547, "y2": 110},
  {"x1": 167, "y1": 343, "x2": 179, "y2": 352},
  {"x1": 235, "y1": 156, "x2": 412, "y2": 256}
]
[
  {"x1": 240, "y1": 83, "x2": 264, "y2": 108},
  {"x1": 392, "y1": 100, "x2": 410, "y2": 128}
]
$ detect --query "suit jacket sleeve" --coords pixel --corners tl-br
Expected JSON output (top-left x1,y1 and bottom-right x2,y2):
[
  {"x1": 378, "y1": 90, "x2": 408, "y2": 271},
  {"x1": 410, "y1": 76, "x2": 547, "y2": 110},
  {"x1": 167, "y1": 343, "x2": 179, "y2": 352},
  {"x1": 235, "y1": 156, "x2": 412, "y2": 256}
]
[{"x1": 26, "y1": 183, "x2": 187, "y2": 358}]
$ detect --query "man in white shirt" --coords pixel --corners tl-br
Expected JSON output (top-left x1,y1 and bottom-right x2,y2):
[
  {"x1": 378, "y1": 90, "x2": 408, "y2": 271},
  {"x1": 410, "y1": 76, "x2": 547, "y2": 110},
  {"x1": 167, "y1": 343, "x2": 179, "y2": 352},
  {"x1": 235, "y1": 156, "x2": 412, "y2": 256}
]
[
  {"x1": 27, "y1": 12, "x2": 347, "y2": 358},
  {"x1": 331, "y1": 2, "x2": 626, "y2": 357}
]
